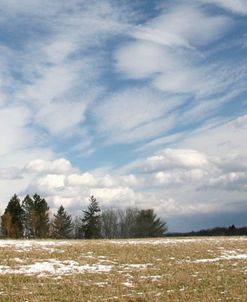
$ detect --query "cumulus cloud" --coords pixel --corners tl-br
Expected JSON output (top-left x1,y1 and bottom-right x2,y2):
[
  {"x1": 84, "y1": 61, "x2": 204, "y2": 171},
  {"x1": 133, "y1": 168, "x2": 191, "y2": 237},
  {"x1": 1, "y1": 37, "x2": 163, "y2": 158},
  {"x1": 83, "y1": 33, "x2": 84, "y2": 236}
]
[
  {"x1": 143, "y1": 149, "x2": 209, "y2": 172},
  {"x1": 34, "y1": 174, "x2": 66, "y2": 193},
  {"x1": 207, "y1": 172, "x2": 247, "y2": 191},
  {"x1": 66, "y1": 173, "x2": 97, "y2": 187},
  {"x1": 24, "y1": 158, "x2": 74, "y2": 175},
  {"x1": 153, "y1": 169, "x2": 206, "y2": 187},
  {"x1": 18, "y1": 158, "x2": 143, "y2": 212}
]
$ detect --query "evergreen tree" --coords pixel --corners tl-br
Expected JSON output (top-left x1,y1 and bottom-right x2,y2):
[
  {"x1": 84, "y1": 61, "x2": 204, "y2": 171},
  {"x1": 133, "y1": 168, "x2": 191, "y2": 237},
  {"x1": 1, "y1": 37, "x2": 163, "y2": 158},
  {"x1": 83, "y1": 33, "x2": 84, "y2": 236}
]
[
  {"x1": 22, "y1": 194, "x2": 50, "y2": 238},
  {"x1": 51, "y1": 205, "x2": 73, "y2": 239},
  {"x1": 134, "y1": 209, "x2": 167, "y2": 238},
  {"x1": 81, "y1": 196, "x2": 101, "y2": 239},
  {"x1": 1, "y1": 194, "x2": 24, "y2": 238}
]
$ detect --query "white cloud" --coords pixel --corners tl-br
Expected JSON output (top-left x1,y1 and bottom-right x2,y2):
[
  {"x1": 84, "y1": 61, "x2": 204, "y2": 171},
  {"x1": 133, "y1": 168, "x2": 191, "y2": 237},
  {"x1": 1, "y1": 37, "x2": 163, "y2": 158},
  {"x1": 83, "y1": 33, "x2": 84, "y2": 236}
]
[
  {"x1": 35, "y1": 174, "x2": 65, "y2": 192},
  {"x1": 212, "y1": 154, "x2": 247, "y2": 173},
  {"x1": 115, "y1": 4, "x2": 233, "y2": 98},
  {"x1": 200, "y1": 0, "x2": 247, "y2": 15},
  {"x1": 1, "y1": 147, "x2": 246, "y2": 222},
  {"x1": 66, "y1": 173, "x2": 97, "y2": 187},
  {"x1": 94, "y1": 88, "x2": 171, "y2": 131},
  {"x1": 153, "y1": 169, "x2": 206, "y2": 187},
  {"x1": 0, "y1": 106, "x2": 35, "y2": 157},
  {"x1": 143, "y1": 148, "x2": 209, "y2": 172},
  {"x1": 19, "y1": 159, "x2": 144, "y2": 212},
  {"x1": 0, "y1": 167, "x2": 21, "y2": 180},
  {"x1": 106, "y1": 114, "x2": 177, "y2": 145},
  {"x1": 207, "y1": 172, "x2": 247, "y2": 191},
  {"x1": 25, "y1": 159, "x2": 74, "y2": 175},
  {"x1": 136, "y1": 133, "x2": 184, "y2": 153},
  {"x1": 0, "y1": 0, "x2": 63, "y2": 16},
  {"x1": 115, "y1": 42, "x2": 172, "y2": 79},
  {"x1": 0, "y1": 0, "x2": 135, "y2": 155},
  {"x1": 153, "y1": 5, "x2": 231, "y2": 47},
  {"x1": 180, "y1": 114, "x2": 247, "y2": 157},
  {"x1": 0, "y1": 148, "x2": 55, "y2": 211},
  {"x1": 131, "y1": 27, "x2": 191, "y2": 49},
  {"x1": 36, "y1": 101, "x2": 88, "y2": 136},
  {"x1": 22, "y1": 64, "x2": 78, "y2": 105},
  {"x1": 93, "y1": 88, "x2": 182, "y2": 144}
]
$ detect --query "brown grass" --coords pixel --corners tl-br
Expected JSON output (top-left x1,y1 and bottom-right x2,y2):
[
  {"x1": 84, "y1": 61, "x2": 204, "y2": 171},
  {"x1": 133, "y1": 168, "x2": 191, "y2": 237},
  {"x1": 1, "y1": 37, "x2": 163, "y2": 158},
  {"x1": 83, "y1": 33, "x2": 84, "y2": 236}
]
[{"x1": 0, "y1": 237, "x2": 246, "y2": 301}]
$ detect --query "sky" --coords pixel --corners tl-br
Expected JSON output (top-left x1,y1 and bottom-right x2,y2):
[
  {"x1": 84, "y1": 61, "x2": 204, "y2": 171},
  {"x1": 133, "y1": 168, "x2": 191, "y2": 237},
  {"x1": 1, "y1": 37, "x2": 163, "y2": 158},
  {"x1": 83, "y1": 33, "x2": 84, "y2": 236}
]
[{"x1": 0, "y1": 0, "x2": 247, "y2": 232}]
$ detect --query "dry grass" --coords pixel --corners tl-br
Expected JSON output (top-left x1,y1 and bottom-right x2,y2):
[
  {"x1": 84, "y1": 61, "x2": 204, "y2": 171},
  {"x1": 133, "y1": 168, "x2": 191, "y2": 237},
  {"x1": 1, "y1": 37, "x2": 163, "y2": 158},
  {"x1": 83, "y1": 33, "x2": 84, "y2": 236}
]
[{"x1": 0, "y1": 237, "x2": 246, "y2": 301}]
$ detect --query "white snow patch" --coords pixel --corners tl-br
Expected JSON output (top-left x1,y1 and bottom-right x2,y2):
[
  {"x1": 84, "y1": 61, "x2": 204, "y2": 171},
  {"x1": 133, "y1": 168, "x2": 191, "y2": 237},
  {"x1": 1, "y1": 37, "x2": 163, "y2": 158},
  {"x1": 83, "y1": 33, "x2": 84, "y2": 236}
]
[
  {"x1": 0, "y1": 240, "x2": 70, "y2": 252},
  {"x1": 95, "y1": 281, "x2": 108, "y2": 287},
  {"x1": 0, "y1": 259, "x2": 112, "y2": 277},
  {"x1": 126, "y1": 264, "x2": 148, "y2": 268},
  {"x1": 111, "y1": 237, "x2": 247, "y2": 245},
  {"x1": 193, "y1": 251, "x2": 247, "y2": 263}
]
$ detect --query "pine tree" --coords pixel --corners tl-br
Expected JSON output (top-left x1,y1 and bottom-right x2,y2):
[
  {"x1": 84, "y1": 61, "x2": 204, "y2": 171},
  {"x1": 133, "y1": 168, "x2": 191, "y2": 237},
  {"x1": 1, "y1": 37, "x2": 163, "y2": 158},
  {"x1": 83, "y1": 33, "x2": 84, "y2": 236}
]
[
  {"x1": 134, "y1": 209, "x2": 167, "y2": 238},
  {"x1": 22, "y1": 194, "x2": 50, "y2": 238},
  {"x1": 52, "y1": 205, "x2": 73, "y2": 239},
  {"x1": 81, "y1": 196, "x2": 101, "y2": 239},
  {"x1": 1, "y1": 194, "x2": 24, "y2": 238}
]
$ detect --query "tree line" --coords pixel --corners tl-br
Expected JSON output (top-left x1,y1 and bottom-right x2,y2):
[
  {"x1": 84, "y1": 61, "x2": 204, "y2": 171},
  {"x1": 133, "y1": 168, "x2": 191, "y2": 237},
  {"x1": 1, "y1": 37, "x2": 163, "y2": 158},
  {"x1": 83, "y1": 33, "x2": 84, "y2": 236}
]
[
  {"x1": 167, "y1": 224, "x2": 247, "y2": 237},
  {"x1": 0, "y1": 194, "x2": 167, "y2": 239}
]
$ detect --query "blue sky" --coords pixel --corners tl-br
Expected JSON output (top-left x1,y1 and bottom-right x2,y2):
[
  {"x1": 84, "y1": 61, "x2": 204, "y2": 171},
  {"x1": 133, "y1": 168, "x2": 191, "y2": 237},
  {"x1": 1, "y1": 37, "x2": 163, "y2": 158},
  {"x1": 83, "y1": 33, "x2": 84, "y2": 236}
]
[{"x1": 0, "y1": 0, "x2": 247, "y2": 231}]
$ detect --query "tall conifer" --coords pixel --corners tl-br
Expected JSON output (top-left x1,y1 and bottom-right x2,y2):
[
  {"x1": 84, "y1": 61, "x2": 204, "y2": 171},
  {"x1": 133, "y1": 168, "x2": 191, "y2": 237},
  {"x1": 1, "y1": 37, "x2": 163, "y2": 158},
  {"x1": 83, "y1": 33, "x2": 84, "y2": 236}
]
[
  {"x1": 52, "y1": 205, "x2": 73, "y2": 238},
  {"x1": 1, "y1": 194, "x2": 24, "y2": 238},
  {"x1": 81, "y1": 196, "x2": 101, "y2": 239}
]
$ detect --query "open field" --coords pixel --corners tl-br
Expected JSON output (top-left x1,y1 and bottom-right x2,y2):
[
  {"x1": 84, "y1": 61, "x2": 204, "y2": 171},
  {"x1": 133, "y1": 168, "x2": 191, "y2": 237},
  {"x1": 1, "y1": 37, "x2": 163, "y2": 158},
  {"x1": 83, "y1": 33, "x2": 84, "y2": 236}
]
[{"x1": 0, "y1": 237, "x2": 246, "y2": 301}]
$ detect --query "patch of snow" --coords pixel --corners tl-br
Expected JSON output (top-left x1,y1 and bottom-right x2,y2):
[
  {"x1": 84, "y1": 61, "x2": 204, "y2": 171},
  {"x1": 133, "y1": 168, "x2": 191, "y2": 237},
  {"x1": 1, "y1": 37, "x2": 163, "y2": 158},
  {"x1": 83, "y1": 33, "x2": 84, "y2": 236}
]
[
  {"x1": 193, "y1": 251, "x2": 247, "y2": 263},
  {"x1": 95, "y1": 282, "x2": 108, "y2": 286},
  {"x1": 0, "y1": 259, "x2": 112, "y2": 277},
  {"x1": 0, "y1": 240, "x2": 70, "y2": 252},
  {"x1": 110, "y1": 237, "x2": 247, "y2": 245},
  {"x1": 125, "y1": 264, "x2": 147, "y2": 268}
]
